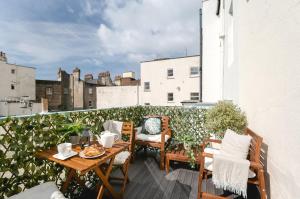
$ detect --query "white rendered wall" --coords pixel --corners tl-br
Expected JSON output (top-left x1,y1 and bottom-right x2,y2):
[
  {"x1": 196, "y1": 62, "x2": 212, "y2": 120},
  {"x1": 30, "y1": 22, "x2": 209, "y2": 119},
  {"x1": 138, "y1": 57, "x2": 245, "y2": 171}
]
[
  {"x1": 202, "y1": 0, "x2": 223, "y2": 103},
  {"x1": 234, "y1": 0, "x2": 300, "y2": 198},
  {"x1": 0, "y1": 61, "x2": 35, "y2": 100},
  {"x1": 140, "y1": 56, "x2": 200, "y2": 106},
  {"x1": 97, "y1": 86, "x2": 139, "y2": 108},
  {"x1": 0, "y1": 102, "x2": 42, "y2": 117}
]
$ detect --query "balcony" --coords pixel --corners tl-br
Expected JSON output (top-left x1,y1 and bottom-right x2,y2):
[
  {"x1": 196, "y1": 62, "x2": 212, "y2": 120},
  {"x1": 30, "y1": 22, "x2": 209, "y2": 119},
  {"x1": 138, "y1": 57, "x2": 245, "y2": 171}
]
[{"x1": 0, "y1": 106, "x2": 262, "y2": 199}]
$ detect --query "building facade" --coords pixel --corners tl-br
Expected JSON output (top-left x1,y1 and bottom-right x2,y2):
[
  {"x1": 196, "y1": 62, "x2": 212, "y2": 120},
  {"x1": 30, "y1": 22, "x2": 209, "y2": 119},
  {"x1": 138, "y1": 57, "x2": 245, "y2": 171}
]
[
  {"x1": 97, "y1": 85, "x2": 140, "y2": 109},
  {"x1": 36, "y1": 68, "x2": 114, "y2": 111},
  {"x1": 140, "y1": 55, "x2": 200, "y2": 106},
  {"x1": 0, "y1": 52, "x2": 36, "y2": 101},
  {"x1": 0, "y1": 51, "x2": 44, "y2": 116}
]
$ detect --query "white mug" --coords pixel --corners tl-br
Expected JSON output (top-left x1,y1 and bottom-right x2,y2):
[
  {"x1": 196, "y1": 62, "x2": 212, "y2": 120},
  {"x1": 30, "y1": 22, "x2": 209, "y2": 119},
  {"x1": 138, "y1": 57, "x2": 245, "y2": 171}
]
[
  {"x1": 57, "y1": 143, "x2": 72, "y2": 156},
  {"x1": 96, "y1": 132, "x2": 118, "y2": 148}
]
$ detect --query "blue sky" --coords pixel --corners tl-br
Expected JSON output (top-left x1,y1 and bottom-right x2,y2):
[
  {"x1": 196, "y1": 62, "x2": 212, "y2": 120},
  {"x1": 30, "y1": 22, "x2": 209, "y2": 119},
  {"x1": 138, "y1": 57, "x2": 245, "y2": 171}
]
[{"x1": 0, "y1": 0, "x2": 200, "y2": 80}]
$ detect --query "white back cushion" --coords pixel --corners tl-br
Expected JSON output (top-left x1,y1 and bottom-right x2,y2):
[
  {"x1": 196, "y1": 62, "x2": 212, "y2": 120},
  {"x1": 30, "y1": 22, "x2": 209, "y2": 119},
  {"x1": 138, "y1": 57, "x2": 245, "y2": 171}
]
[{"x1": 220, "y1": 129, "x2": 252, "y2": 159}]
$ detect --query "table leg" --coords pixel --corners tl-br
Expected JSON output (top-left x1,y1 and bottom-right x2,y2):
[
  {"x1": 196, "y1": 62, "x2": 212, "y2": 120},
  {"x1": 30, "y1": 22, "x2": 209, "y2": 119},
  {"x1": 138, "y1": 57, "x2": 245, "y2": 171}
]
[
  {"x1": 95, "y1": 157, "x2": 122, "y2": 199},
  {"x1": 61, "y1": 169, "x2": 76, "y2": 193}
]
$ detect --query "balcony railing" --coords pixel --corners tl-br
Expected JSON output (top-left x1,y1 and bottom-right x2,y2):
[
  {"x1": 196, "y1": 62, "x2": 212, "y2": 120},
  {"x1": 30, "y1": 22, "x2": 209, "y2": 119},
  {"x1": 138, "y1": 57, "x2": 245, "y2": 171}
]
[{"x1": 0, "y1": 106, "x2": 207, "y2": 198}]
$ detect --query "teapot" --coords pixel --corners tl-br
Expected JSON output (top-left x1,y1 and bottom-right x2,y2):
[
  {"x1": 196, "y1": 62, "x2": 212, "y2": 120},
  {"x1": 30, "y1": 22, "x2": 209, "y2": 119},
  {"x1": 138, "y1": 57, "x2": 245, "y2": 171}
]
[{"x1": 95, "y1": 131, "x2": 118, "y2": 148}]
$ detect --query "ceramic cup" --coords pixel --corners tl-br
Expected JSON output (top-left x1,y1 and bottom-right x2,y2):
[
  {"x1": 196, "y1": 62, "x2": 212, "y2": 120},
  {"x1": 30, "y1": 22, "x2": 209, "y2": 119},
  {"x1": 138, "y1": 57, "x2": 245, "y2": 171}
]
[{"x1": 57, "y1": 143, "x2": 72, "y2": 156}]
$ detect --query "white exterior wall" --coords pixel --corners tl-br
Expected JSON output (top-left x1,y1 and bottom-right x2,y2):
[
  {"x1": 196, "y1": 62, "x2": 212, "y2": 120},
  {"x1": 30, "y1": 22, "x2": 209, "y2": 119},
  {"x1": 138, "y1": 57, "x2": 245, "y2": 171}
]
[
  {"x1": 202, "y1": 0, "x2": 223, "y2": 103},
  {"x1": 219, "y1": 0, "x2": 300, "y2": 198},
  {"x1": 0, "y1": 61, "x2": 35, "y2": 100},
  {"x1": 97, "y1": 86, "x2": 139, "y2": 109},
  {"x1": 0, "y1": 102, "x2": 42, "y2": 117},
  {"x1": 202, "y1": 0, "x2": 239, "y2": 103},
  {"x1": 140, "y1": 56, "x2": 200, "y2": 106},
  {"x1": 236, "y1": 1, "x2": 300, "y2": 198}
]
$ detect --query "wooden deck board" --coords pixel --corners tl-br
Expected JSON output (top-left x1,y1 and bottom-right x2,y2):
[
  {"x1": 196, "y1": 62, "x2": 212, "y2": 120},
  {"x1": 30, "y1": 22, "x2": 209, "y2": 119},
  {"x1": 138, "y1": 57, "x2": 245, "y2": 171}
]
[{"x1": 79, "y1": 152, "x2": 260, "y2": 199}]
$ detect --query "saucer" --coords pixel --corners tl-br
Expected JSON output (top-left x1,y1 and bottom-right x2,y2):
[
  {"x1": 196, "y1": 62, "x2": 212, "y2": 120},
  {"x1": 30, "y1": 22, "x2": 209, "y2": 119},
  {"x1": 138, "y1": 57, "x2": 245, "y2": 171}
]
[{"x1": 53, "y1": 151, "x2": 78, "y2": 160}]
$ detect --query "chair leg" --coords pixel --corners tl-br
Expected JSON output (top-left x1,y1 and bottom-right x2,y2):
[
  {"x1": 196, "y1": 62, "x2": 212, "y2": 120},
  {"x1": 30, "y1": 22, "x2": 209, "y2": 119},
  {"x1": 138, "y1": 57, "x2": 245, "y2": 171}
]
[
  {"x1": 160, "y1": 148, "x2": 165, "y2": 170},
  {"x1": 258, "y1": 169, "x2": 267, "y2": 199},
  {"x1": 121, "y1": 159, "x2": 130, "y2": 194},
  {"x1": 198, "y1": 157, "x2": 205, "y2": 199}
]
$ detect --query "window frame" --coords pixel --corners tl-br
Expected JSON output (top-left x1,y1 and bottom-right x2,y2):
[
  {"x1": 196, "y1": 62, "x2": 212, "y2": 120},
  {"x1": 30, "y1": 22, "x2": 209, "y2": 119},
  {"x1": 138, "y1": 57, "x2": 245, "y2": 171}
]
[
  {"x1": 144, "y1": 82, "x2": 150, "y2": 91},
  {"x1": 63, "y1": 88, "x2": 68, "y2": 95},
  {"x1": 167, "y1": 92, "x2": 174, "y2": 102},
  {"x1": 167, "y1": 68, "x2": 174, "y2": 79},
  {"x1": 190, "y1": 92, "x2": 200, "y2": 101},
  {"x1": 190, "y1": 66, "x2": 200, "y2": 77},
  {"x1": 46, "y1": 87, "x2": 53, "y2": 95},
  {"x1": 88, "y1": 88, "x2": 93, "y2": 95}
]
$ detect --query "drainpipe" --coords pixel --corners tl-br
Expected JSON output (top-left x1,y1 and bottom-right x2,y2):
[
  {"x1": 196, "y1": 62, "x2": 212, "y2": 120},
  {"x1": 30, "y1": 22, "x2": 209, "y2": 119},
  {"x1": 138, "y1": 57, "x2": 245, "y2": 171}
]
[{"x1": 199, "y1": 8, "x2": 203, "y2": 102}]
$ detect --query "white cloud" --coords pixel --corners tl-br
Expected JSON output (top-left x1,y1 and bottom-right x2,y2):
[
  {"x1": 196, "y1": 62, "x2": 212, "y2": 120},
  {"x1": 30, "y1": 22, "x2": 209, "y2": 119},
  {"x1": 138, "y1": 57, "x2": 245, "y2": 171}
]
[
  {"x1": 0, "y1": 21, "x2": 102, "y2": 65},
  {"x1": 97, "y1": 0, "x2": 200, "y2": 62}
]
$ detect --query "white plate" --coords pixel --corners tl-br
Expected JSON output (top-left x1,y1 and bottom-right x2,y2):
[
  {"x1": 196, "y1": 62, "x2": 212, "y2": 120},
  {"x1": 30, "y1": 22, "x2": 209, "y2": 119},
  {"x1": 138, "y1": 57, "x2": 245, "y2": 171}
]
[
  {"x1": 53, "y1": 151, "x2": 78, "y2": 160},
  {"x1": 79, "y1": 150, "x2": 105, "y2": 159}
]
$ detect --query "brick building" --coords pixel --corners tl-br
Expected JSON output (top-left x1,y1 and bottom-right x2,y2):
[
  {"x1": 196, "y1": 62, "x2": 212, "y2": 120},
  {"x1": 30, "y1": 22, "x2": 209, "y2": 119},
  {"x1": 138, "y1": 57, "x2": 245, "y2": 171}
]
[
  {"x1": 36, "y1": 68, "x2": 114, "y2": 111},
  {"x1": 113, "y1": 72, "x2": 140, "y2": 86}
]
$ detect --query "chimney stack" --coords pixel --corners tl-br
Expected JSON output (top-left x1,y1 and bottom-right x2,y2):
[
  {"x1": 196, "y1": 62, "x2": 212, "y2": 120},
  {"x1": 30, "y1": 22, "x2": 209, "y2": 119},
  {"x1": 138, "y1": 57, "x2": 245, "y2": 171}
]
[
  {"x1": 73, "y1": 67, "x2": 81, "y2": 80},
  {"x1": 0, "y1": 51, "x2": 7, "y2": 62},
  {"x1": 98, "y1": 71, "x2": 113, "y2": 86},
  {"x1": 84, "y1": 74, "x2": 93, "y2": 81}
]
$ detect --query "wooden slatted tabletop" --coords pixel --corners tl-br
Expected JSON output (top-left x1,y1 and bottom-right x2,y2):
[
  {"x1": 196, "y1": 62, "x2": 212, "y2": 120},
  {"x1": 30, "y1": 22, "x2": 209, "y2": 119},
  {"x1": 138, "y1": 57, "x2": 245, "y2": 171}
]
[{"x1": 36, "y1": 142, "x2": 129, "y2": 174}]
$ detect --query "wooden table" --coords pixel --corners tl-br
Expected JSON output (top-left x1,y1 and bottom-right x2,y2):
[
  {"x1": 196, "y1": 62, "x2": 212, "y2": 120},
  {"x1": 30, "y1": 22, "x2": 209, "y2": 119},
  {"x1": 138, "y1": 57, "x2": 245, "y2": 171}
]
[
  {"x1": 165, "y1": 146, "x2": 201, "y2": 173},
  {"x1": 36, "y1": 142, "x2": 129, "y2": 199}
]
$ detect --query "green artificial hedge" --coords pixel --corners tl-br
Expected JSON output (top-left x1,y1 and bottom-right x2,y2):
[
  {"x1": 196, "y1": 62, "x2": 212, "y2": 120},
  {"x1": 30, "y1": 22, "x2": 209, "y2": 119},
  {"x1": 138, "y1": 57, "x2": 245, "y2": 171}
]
[{"x1": 0, "y1": 106, "x2": 207, "y2": 198}]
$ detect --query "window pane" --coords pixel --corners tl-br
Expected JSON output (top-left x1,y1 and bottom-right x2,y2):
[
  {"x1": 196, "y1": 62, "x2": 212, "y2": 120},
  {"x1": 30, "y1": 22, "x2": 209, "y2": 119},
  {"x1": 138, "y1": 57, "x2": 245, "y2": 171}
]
[
  {"x1": 144, "y1": 82, "x2": 150, "y2": 90},
  {"x1": 168, "y1": 93, "x2": 174, "y2": 102},
  {"x1": 190, "y1": 92, "x2": 199, "y2": 100},
  {"x1": 167, "y1": 69, "x2": 173, "y2": 77},
  {"x1": 89, "y1": 88, "x2": 93, "y2": 94},
  {"x1": 190, "y1": 67, "x2": 199, "y2": 75},
  {"x1": 46, "y1": 88, "x2": 52, "y2": 95}
]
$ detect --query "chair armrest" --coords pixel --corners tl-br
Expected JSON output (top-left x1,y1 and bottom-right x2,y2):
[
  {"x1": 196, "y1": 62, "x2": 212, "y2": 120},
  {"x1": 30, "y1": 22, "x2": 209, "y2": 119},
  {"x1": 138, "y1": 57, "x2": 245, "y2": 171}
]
[
  {"x1": 201, "y1": 152, "x2": 214, "y2": 158},
  {"x1": 250, "y1": 161, "x2": 263, "y2": 170},
  {"x1": 206, "y1": 139, "x2": 222, "y2": 144}
]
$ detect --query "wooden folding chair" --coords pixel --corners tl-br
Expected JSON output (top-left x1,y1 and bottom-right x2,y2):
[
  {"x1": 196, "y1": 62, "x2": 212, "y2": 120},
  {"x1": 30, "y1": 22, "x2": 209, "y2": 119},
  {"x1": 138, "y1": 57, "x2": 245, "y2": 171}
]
[
  {"x1": 198, "y1": 128, "x2": 267, "y2": 199},
  {"x1": 135, "y1": 115, "x2": 171, "y2": 170},
  {"x1": 109, "y1": 121, "x2": 135, "y2": 194}
]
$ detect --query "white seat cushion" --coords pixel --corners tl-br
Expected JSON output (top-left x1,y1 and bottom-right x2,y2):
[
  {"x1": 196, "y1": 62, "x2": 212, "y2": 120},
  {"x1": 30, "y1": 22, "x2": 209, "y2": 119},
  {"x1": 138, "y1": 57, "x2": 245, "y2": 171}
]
[
  {"x1": 204, "y1": 147, "x2": 220, "y2": 171},
  {"x1": 136, "y1": 133, "x2": 170, "y2": 143},
  {"x1": 8, "y1": 181, "x2": 65, "y2": 199},
  {"x1": 113, "y1": 151, "x2": 131, "y2": 165},
  {"x1": 203, "y1": 147, "x2": 256, "y2": 178}
]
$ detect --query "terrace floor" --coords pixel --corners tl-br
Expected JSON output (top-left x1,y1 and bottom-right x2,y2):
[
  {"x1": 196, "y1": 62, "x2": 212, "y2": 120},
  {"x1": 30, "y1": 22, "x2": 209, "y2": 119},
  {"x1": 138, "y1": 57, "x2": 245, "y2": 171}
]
[{"x1": 78, "y1": 151, "x2": 261, "y2": 199}]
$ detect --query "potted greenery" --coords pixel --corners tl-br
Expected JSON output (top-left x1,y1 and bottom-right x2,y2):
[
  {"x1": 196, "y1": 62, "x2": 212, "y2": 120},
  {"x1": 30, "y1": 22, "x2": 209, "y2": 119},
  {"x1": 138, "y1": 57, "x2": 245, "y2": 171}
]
[
  {"x1": 57, "y1": 117, "x2": 88, "y2": 144},
  {"x1": 205, "y1": 101, "x2": 247, "y2": 138},
  {"x1": 171, "y1": 109, "x2": 206, "y2": 167}
]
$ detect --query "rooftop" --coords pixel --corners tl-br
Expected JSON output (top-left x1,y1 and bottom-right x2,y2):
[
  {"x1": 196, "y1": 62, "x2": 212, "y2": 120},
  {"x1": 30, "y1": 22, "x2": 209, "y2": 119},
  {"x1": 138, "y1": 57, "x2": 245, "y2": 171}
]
[{"x1": 140, "y1": 55, "x2": 200, "y2": 63}]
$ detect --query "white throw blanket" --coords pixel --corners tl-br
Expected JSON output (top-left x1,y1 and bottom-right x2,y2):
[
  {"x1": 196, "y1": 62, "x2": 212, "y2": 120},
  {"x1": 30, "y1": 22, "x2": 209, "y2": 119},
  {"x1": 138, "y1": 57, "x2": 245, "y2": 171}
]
[
  {"x1": 212, "y1": 154, "x2": 250, "y2": 198},
  {"x1": 212, "y1": 129, "x2": 252, "y2": 198},
  {"x1": 103, "y1": 120, "x2": 123, "y2": 140}
]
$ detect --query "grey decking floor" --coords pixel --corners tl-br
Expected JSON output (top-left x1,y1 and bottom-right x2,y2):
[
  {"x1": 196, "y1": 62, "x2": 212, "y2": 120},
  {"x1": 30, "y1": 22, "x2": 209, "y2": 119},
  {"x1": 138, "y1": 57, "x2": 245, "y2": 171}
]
[{"x1": 79, "y1": 152, "x2": 260, "y2": 199}]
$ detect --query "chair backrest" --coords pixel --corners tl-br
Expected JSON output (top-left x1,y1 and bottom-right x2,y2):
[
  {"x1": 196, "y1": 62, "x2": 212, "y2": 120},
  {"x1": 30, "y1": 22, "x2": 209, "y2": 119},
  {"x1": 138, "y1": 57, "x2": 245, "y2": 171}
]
[
  {"x1": 145, "y1": 115, "x2": 171, "y2": 136},
  {"x1": 121, "y1": 121, "x2": 135, "y2": 152},
  {"x1": 245, "y1": 128, "x2": 263, "y2": 164}
]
